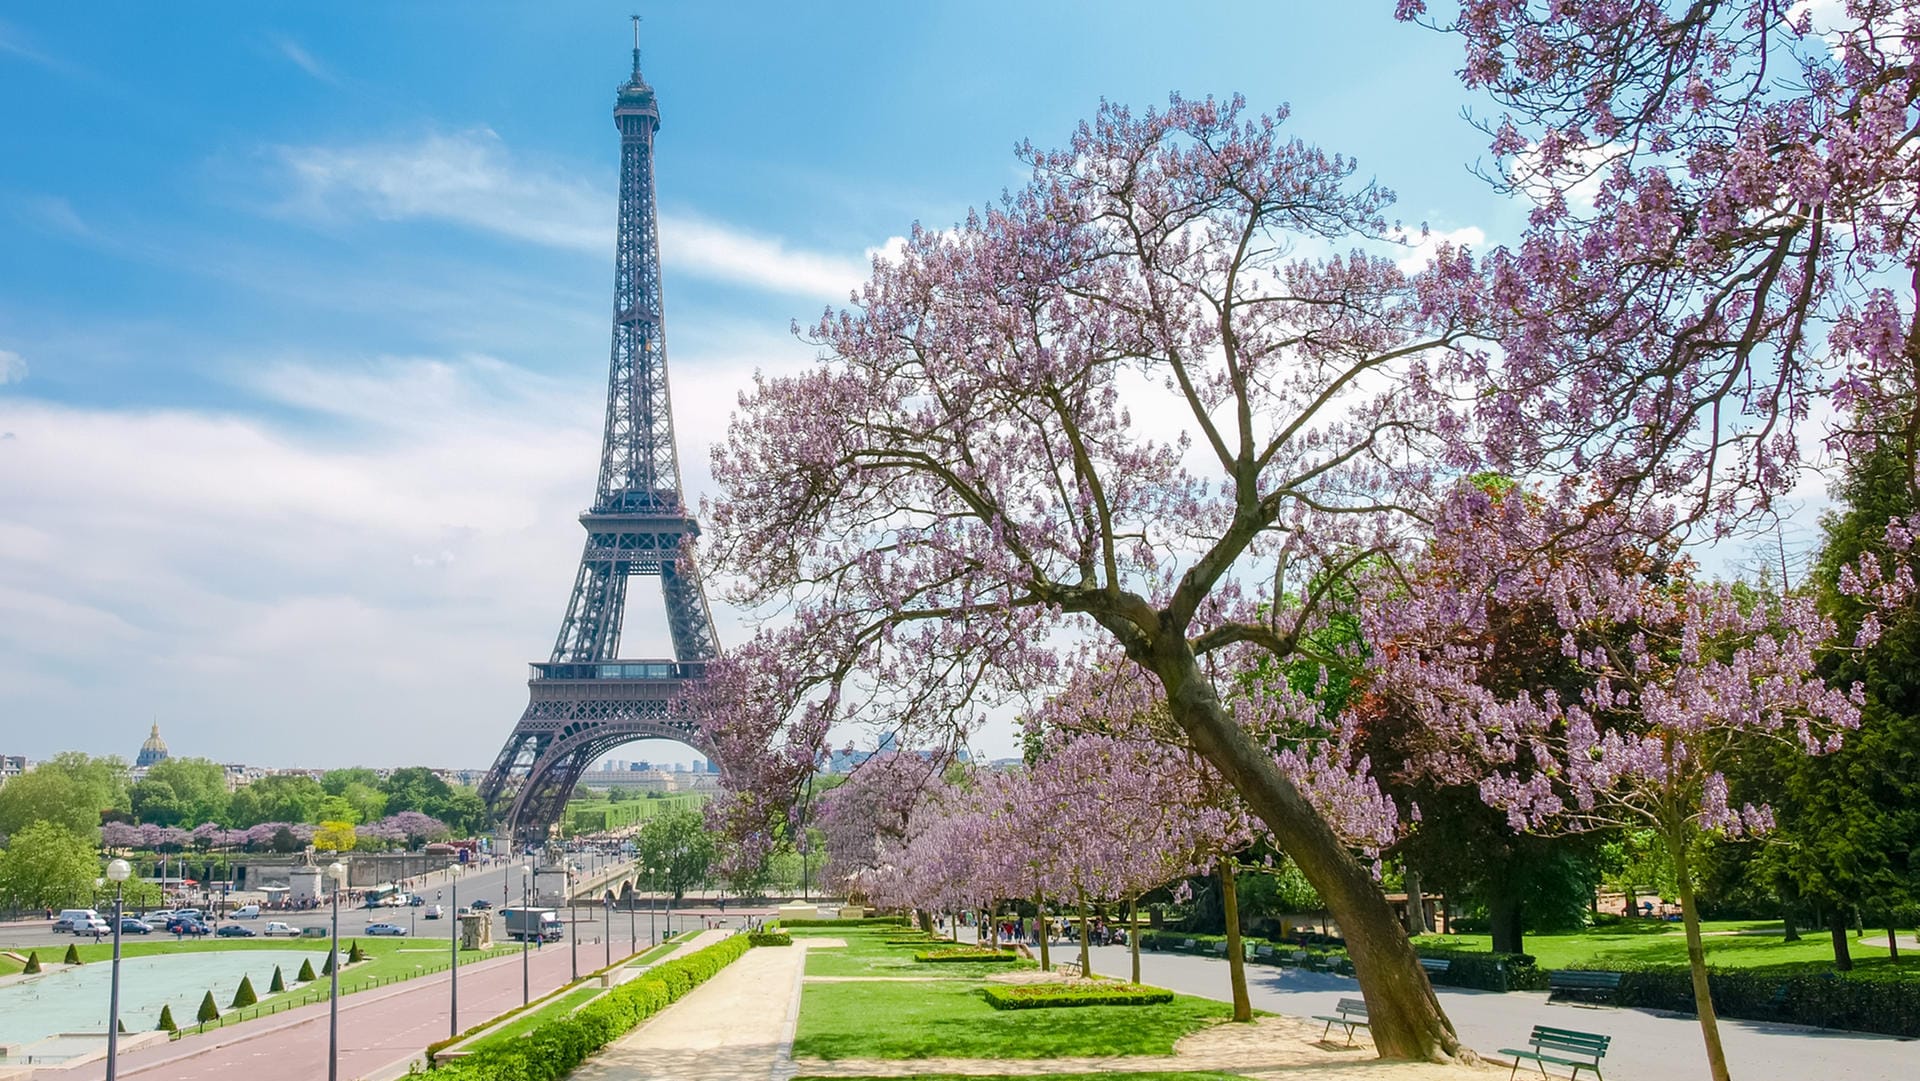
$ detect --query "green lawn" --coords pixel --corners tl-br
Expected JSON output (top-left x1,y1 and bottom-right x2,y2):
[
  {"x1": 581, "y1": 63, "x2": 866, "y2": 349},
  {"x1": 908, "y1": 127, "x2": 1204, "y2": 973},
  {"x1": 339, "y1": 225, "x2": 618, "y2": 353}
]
[
  {"x1": 792, "y1": 979, "x2": 1232, "y2": 1060},
  {"x1": 0, "y1": 953, "x2": 22, "y2": 975},
  {"x1": 1420, "y1": 919, "x2": 1900, "y2": 971},
  {"x1": 793, "y1": 925, "x2": 1033, "y2": 979}
]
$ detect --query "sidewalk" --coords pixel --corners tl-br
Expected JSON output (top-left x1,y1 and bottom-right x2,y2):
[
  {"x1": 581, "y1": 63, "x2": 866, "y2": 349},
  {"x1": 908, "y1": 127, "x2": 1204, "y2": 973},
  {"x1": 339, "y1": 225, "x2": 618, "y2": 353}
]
[{"x1": 570, "y1": 938, "x2": 809, "y2": 1081}]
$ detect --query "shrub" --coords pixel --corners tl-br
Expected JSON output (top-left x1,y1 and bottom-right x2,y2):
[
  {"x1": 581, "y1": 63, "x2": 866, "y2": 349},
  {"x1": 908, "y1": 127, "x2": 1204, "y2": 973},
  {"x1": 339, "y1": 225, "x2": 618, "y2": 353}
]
[
  {"x1": 156, "y1": 1004, "x2": 177, "y2": 1032},
  {"x1": 322, "y1": 950, "x2": 335, "y2": 976},
  {"x1": 269, "y1": 965, "x2": 285, "y2": 994},
  {"x1": 197, "y1": 990, "x2": 220, "y2": 1024},
  {"x1": 776, "y1": 916, "x2": 908, "y2": 927},
  {"x1": 348, "y1": 941, "x2": 365, "y2": 964},
  {"x1": 23, "y1": 951, "x2": 41, "y2": 974},
  {"x1": 298, "y1": 958, "x2": 317, "y2": 982},
  {"x1": 915, "y1": 946, "x2": 1019, "y2": 963},
  {"x1": 63, "y1": 944, "x2": 82, "y2": 965},
  {"x1": 1572, "y1": 963, "x2": 1920, "y2": 1038},
  {"x1": 1415, "y1": 948, "x2": 1545, "y2": 993},
  {"x1": 748, "y1": 932, "x2": 792, "y2": 946},
  {"x1": 983, "y1": 982, "x2": 1176, "y2": 1010},
  {"x1": 428, "y1": 934, "x2": 752, "y2": 1081},
  {"x1": 231, "y1": 975, "x2": 258, "y2": 1009}
]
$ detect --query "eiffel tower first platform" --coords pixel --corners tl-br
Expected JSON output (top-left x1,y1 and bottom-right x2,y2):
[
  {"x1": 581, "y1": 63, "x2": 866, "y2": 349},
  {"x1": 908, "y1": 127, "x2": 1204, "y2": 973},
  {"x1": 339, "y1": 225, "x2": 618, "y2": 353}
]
[{"x1": 481, "y1": 29, "x2": 719, "y2": 846}]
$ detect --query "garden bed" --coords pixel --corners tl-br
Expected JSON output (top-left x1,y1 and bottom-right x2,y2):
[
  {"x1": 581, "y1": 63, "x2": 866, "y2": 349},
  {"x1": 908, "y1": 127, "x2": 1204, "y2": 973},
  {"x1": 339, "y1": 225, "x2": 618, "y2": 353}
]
[{"x1": 983, "y1": 982, "x2": 1175, "y2": 1010}]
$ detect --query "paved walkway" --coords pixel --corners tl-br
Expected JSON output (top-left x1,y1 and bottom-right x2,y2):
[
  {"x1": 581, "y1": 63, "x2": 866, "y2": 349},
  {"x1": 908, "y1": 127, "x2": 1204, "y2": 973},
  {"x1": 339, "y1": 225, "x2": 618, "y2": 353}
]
[
  {"x1": 1070, "y1": 942, "x2": 1918, "y2": 1081},
  {"x1": 570, "y1": 937, "x2": 808, "y2": 1081},
  {"x1": 40, "y1": 938, "x2": 656, "y2": 1081}
]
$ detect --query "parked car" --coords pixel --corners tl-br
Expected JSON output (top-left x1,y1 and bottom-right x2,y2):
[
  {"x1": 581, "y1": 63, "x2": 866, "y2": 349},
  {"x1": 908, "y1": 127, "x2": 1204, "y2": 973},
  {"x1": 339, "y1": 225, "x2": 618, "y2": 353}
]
[
  {"x1": 75, "y1": 917, "x2": 112, "y2": 936},
  {"x1": 423, "y1": 905, "x2": 444, "y2": 920},
  {"x1": 171, "y1": 908, "x2": 204, "y2": 922},
  {"x1": 365, "y1": 923, "x2": 407, "y2": 936},
  {"x1": 231, "y1": 903, "x2": 261, "y2": 919},
  {"x1": 167, "y1": 917, "x2": 212, "y2": 936},
  {"x1": 52, "y1": 908, "x2": 101, "y2": 933},
  {"x1": 216, "y1": 924, "x2": 258, "y2": 938},
  {"x1": 469, "y1": 898, "x2": 492, "y2": 910},
  {"x1": 262, "y1": 921, "x2": 300, "y2": 937},
  {"x1": 120, "y1": 918, "x2": 154, "y2": 934}
]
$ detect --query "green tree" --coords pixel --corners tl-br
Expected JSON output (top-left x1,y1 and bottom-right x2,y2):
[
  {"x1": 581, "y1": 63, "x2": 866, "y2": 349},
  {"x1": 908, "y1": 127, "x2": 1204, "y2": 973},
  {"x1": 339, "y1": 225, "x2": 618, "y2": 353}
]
[
  {"x1": 0, "y1": 754, "x2": 128, "y2": 838},
  {"x1": 130, "y1": 758, "x2": 229, "y2": 827},
  {"x1": 196, "y1": 990, "x2": 220, "y2": 1024},
  {"x1": 636, "y1": 807, "x2": 715, "y2": 901},
  {"x1": 63, "y1": 943, "x2": 81, "y2": 965},
  {"x1": 312, "y1": 820, "x2": 357, "y2": 853},
  {"x1": 226, "y1": 774, "x2": 327, "y2": 828},
  {"x1": 0, "y1": 821, "x2": 101, "y2": 910},
  {"x1": 269, "y1": 965, "x2": 285, "y2": 993},
  {"x1": 230, "y1": 975, "x2": 257, "y2": 1008},
  {"x1": 23, "y1": 951, "x2": 40, "y2": 974},
  {"x1": 156, "y1": 1003, "x2": 176, "y2": 1032},
  {"x1": 320, "y1": 769, "x2": 387, "y2": 823},
  {"x1": 297, "y1": 957, "x2": 316, "y2": 982}
]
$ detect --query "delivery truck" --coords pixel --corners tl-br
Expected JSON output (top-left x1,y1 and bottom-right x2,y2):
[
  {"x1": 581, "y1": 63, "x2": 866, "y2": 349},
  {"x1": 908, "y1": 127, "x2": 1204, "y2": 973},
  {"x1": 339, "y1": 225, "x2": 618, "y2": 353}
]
[{"x1": 501, "y1": 906, "x2": 564, "y2": 942}]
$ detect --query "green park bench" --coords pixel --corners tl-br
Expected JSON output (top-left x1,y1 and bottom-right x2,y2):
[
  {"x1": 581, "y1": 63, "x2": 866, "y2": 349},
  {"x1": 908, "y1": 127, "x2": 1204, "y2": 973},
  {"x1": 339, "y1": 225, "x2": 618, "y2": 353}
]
[
  {"x1": 1210, "y1": 941, "x2": 1227, "y2": 956},
  {"x1": 1312, "y1": 997, "x2": 1369, "y2": 1045},
  {"x1": 1419, "y1": 957, "x2": 1452, "y2": 978},
  {"x1": 1498, "y1": 1025, "x2": 1610, "y2": 1080},
  {"x1": 1179, "y1": 937, "x2": 1196, "y2": 951},
  {"x1": 1547, "y1": 970, "x2": 1625, "y2": 1006},
  {"x1": 1253, "y1": 944, "x2": 1275, "y2": 962}
]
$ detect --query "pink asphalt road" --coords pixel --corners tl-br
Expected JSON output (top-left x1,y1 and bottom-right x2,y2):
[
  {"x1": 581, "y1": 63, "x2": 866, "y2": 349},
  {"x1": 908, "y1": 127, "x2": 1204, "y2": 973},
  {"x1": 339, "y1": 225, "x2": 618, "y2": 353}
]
[{"x1": 61, "y1": 939, "x2": 635, "y2": 1081}]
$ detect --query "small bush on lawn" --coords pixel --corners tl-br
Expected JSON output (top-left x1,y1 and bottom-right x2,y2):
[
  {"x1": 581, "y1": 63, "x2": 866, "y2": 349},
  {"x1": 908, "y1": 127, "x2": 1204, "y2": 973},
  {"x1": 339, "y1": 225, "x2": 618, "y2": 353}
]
[
  {"x1": 916, "y1": 946, "x2": 1018, "y2": 963},
  {"x1": 321, "y1": 950, "x2": 335, "y2": 976},
  {"x1": 778, "y1": 916, "x2": 908, "y2": 928},
  {"x1": 231, "y1": 975, "x2": 258, "y2": 1008},
  {"x1": 983, "y1": 982, "x2": 1176, "y2": 1010},
  {"x1": 298, "y1": 957, "x2": 317, "y2": 982},
  {"x1": 429, "y1": 934, "x2": 752, "y2": 1081},
  {"x1": 196, "y1": 990, "x2": 220, "y2": 1024},
  {"x1": 63, "y1": 944, "x2": 82, "y2": 965},
  {"x1": 23, "y1": 951, "x2": 41, "y2": 974},
  {"x1": 269, "y1": 965, "x2": 285, "y2": 993},
  {"x1": 348, "y1": 941, "x2": 365, "y2": 964},
  {"x1": 156, "y1": 1004, "x2": 177, "y2": 1032},
  {"x1": 748, "y1": 931, "x2": 793, "y2": 946}
]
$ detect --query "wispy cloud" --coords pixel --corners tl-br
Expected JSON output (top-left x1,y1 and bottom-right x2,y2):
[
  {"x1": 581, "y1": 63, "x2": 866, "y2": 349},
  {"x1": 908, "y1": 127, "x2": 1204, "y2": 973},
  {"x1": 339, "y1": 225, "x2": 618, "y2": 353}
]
[
  {"x1": 0, "y1": 349, "x2": 26, "y2": 385},
  {"x1": 273, "y1": 130, "x2": 869, "y2": 298},
  {"x1": 270, "y1": 33, "x2": 338, "y2": 84},
  {"x1": 0, "y1": 18, "x2": 69, "y2": 73}
]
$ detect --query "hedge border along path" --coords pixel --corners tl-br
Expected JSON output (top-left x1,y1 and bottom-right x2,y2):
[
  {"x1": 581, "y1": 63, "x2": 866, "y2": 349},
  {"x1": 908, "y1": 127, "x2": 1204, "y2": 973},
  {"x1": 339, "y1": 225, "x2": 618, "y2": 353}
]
[
  {"x1": 428, "y1": 933, "x2": 753, "y2": 1081},
  {"x1": 915, "y1": 947, "x2": 1020, "y2": 963},
  {"x1": 983, "y1": 983, "x2": 1176, "y2": 1010}
]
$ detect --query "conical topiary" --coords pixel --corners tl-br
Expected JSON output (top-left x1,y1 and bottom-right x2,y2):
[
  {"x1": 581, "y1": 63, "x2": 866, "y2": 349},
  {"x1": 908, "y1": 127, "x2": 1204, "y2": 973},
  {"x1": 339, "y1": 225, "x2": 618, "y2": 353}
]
[
  {"x1": 321, "y1": 949, "x2": 335, "y2": 976},
  {"x1": 230, "y1": 975, "x2": 257, "y2": 1009},
  {"x1": 23, "y1": 951, "x2": 40, "y2": 974},
  {"x1": 269, "y1": 965, "x2": 285, "y2": 993},
  {"x1": 297, "y1": 957, "x2": 316, "y2": 982},
  {"x1": 348, "y1": 941, "x2": 365, "y2": 964},
  {"x1": 196, "y1": 990, "x2": 220, "y2": 1024},
  {"x1": 156, "y1": 1004, "x2": 177, "y2": 1032},
  {"x1": 63, "y1": 944, "x2": 81, "y2": 965},
  {"x1": 117, "y1": 1019, "x2": 126, "y2": 1033}
]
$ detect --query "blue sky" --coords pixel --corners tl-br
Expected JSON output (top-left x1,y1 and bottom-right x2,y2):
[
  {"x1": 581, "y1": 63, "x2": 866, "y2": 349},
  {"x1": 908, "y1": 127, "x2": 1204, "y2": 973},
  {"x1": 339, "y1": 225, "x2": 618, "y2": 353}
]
[{"x1": 0, "y1": 3, "x2": 1578, "y2": 768}]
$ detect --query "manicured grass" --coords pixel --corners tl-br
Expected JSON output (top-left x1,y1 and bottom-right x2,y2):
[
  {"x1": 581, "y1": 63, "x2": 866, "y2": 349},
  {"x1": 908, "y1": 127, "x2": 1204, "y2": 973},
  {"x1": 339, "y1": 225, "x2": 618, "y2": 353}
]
[
  {"x1": 794, "y1": 926, "x2": 1031, "y2": 979},
  {"x1": 793, "y1": 1074, "x2": 1258, "y2": 1081},
  {"x1": 792, "y1": 978, "x2": 1232, "y2": 1059},
  {"x1": 0, "y1": 953, "x2": 22, "y2": 975},
  {"x1": 1420, "y1": 919, "x2": 1900, "y2": 971}
]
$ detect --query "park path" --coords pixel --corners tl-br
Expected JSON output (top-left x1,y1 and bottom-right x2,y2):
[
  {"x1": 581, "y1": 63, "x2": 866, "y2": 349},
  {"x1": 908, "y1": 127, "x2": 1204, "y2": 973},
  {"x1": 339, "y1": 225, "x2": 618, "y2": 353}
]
[
  {"x1": 569, "y1": 935, "x2": 808, "y2": 1081},
  {"x1": 39, "y1": 935, "x2": 656, "y2": 1081}
]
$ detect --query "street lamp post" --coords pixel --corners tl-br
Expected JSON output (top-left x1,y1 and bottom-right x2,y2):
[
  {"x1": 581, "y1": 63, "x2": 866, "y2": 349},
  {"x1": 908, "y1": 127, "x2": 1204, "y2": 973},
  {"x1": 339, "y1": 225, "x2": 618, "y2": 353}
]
[
  {"x1": 627, "y1": 886, "x2": 636, "y2": 956},
  {"x1": 568, "y1": 864, "x2": 578, "y2": 981},
  {"x1": 104, "y1": 858, "x2": 130, "y2": 1081},
  {"x1": 603, "y1": 897, "x2": 612, "y2": 968},
  {"x1": 448, "y1": 875, "x2": 459, "y2": 1039},
  {"x1": 326, "y1": 861, "x2": 348, "y2": 1081},
  {"x1": 647, "y1": 866, "x2": 657, "y2": 945},
  {"x1": 519, "y1": 866, "x2": 531, "y2": 1006}
]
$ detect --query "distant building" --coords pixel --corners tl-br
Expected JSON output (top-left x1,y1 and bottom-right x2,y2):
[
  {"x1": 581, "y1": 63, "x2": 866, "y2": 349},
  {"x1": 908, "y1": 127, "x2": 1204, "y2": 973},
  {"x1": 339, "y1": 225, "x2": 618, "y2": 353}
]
[
  {"x1": 136, "y1": 723, "x2": 170, "y2": 768},
  {"x1": 0, "y1": 754, "x2": 27, "y2": 785}
]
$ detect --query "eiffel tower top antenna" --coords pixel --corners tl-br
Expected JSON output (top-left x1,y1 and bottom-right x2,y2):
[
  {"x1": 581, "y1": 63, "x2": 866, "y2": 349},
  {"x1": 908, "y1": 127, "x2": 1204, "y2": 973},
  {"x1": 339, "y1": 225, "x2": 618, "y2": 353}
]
[{"x1": 630, "y1": 14, "x2": 643, "y2": 78}]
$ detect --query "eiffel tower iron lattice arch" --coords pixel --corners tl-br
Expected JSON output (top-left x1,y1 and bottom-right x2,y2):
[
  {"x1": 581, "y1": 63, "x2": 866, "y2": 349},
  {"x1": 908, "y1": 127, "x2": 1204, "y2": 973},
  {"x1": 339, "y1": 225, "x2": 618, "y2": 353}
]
[{"x1": 480, "y1": 33, "x2": 720, "y2": 846}]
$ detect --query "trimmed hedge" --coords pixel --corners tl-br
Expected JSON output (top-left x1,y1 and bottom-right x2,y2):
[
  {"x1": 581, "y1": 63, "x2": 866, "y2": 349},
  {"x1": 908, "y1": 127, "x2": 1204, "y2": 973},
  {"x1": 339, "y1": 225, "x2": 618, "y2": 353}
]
[
  {"x1": 63, "y1": 944, "x2": 82, "y2": 965},
  {"x1": 427, "y1": 934, "x2": 752, "y2": 1080},
  {"x1": 1415, "y1": 948, "x2": 1545, "y2": 993},
  {"x1": 776, "y1": 916, "x2": 909, "y2": 928},
  {"x1": 1571, "y1": 963, "x2": 1920, "y2": 1038},
  {"x1": 915, "y1": 947, "x2": 1019, "y2": 963},
  {"x1": 747, "y1": 932, "x2": 793, "y2": 946},
  {"x1": 983, "y1": 982, "x2": 1175, "y2": 1010}
]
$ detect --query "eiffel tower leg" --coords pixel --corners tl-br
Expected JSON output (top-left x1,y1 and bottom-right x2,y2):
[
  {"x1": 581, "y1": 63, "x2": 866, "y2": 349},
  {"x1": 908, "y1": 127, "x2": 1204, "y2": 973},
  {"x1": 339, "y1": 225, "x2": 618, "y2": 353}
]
[{"x1": 662, "y1": 553, "x2": 718, "y2": 662}]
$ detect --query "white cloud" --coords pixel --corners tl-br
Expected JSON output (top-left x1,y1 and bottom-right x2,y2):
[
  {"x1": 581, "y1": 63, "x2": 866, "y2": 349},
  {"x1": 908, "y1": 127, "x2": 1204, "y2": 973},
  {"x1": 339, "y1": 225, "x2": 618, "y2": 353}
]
[
  {"x1": 274, "y1": 130, "x2": 870, "y2": 299},
  {"x1": 1391, "y1": 225, "x2": 1485, "y2": 273},
  {"x1": 0, "y1": 349, "x2": 26, "y2": 384},
  {"x1": 271, "y1": 34, "x2": 337, "y2": 84}
]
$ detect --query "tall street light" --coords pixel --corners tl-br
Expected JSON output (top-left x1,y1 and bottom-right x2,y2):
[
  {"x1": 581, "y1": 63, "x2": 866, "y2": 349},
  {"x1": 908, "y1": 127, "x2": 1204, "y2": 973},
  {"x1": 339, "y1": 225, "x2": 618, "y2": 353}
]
[
  {"x1": 326, "y1": 861, "x2": 348, "y2": 1081},
  {"x1": 447, "y1": 873, "x2": 459, "y2": 1039},
  {"x1": 603, "y1": 895, "x2": 612, "y2": 969},
  {"x1": 567, "y1": 862, "x2": 578, "y2": 981},
  {"x1": 519, "y1": 865, "x2": 531, "y2": 1006},
  {"x1": 104, "y1": 858, "x2": 130, "y2": 1081},
  {"x1": 627, "y1": 883, "x2": 636, "y2": 956},
  {"x1": 647, "y1": 866, "x2": 657, "y2": 945}
]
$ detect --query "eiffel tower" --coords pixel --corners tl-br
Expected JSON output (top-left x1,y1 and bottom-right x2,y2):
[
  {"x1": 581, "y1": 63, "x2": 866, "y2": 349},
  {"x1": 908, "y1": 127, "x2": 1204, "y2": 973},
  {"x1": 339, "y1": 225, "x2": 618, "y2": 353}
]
[{"x1": 480, "y1": 24, "x2": 719, "y2": 846}]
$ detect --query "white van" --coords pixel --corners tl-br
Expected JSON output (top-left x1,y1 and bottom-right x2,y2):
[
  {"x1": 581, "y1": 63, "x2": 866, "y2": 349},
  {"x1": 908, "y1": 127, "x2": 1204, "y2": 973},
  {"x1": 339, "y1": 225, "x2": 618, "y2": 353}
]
[
  {"x1": 53, "y1": 908, "x2": 100, "y2": 932},
  {"x1": 232, "y1": 904, "x2": 261, "y2": 919}
]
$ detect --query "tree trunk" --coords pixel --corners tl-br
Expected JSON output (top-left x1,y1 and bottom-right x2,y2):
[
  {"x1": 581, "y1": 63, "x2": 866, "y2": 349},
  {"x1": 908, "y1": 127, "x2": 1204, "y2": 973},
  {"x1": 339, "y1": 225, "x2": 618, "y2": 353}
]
[
  {"x1": 1487, "y1": 890, "x2": 1525, "y2": 956},
  {"x1": 1078, "y1": 896, "x2": 1092, "y2": 977},
  {"x1": 1221, "y1": 859, "x2": 1252, "y2": 1022},
  {"x1": 1888, "y1": 923, "x2": 1900, "y2": 962},
  {"x1": 1624, "y1": 882, "x2": 1638, "y2": 919},
  {"x1": 1154, "y1": 649, "x2": 1461, "y2": 1061},
  {"x1": 1403, "y1": 867, "x2": 1429, "y2": 935},
  {"x1": 1130, "y1": 896, "x2": 1142, "y2": 985},
  {"x1": 1830, "y1": 909, "x2": 1854, "y2": 971},
  {"x1": 1675, "y1": 841, "x2": 1732, "y2": 1081},
  {"x1": 1781, "y1": 907, "x2": 1800, "y2": 943},
  {"x1": 1035, "y1": 893, "x2": 1051, "y2": 972}
]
